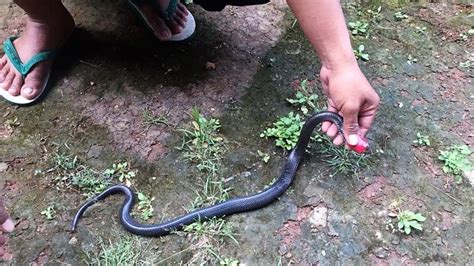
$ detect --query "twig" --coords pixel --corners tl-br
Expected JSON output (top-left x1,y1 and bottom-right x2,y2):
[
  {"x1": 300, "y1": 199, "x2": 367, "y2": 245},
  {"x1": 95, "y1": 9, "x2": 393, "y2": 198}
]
[{"x1": 429, "y1": 184, "x2": 464, "y2": 206}]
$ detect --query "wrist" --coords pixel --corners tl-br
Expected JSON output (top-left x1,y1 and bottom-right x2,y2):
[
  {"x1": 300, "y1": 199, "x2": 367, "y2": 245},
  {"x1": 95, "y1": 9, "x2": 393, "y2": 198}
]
[{"x1": 320, "y1": 52, "x2": 358, "y2": 72}]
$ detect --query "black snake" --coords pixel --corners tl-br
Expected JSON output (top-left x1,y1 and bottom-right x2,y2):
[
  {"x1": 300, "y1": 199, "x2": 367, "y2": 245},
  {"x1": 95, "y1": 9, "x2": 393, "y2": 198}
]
[{"x1": 71, "y1": 111, "x2": 346, "y2": 236}]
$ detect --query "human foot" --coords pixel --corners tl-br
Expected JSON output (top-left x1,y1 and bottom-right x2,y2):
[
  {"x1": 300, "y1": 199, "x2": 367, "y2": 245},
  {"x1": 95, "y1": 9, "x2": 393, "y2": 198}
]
[
  {"x1": 131, "y1": 0, "x2": 194, "y2": 41},
  {"x1": 0, "y1": 197, "x2": 14, "y2": 258},
  {"x1": 0, "y1": 2, "x2": 74, "y2": 104}
]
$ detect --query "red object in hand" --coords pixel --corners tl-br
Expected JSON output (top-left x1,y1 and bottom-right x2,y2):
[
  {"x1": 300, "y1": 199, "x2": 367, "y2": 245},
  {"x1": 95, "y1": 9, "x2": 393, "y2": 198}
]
[{"x1": 348, "y1": 135, "x2": 369, "y2": 153}]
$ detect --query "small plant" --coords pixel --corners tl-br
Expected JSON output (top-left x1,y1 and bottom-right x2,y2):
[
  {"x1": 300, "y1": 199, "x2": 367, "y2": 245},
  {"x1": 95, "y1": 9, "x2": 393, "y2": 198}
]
[
  {"x1": 286, "y1": 79, "x2": 320, "y2": 115},
  {"x1": 104, "y1": 162, "x2": 136, "y2": 185},
  {"x1": 438, "y1": 145, "x2": 472, "y2": 183},
  {"x1": 183, "y1": 218, "x2": 238, "y2": 244},
  {"x1": 348, "y1": 21, "x2": 369, "y2": 36},
  {"x1": 257, "y1": 150, "x2": 270, "y2": 164},
  {"x1": 317, "y1": 137, "x2": 371, "y2": 175},
  {"x1": 394, "y1": 11, "x2": 409, "y2": 21},
  {"x1": 87, "y1": 237, "x2": 143, "y2": 265},
  {"x1": 41, "y1": 205, "x2": 56, "y2": 220},
  {"x1": 366, "y1": 6, "x2": 382, "y2": 23},
  {"x1": 415, "y1": 26, "x2": 427, "y2": 35},
  {"x1": 136, "y1": 192, "x2": 154, "y2": 221},
  {"x1": 413, "y1": 132, "x2": 430, "y2": 146},
  {"x1": 178, "y1": 108, "x2": 225, "y2": 173},
  {"x1": 142, "y1": 107, "x2": 170, "y2": 127},
  {"x1": 220, "y1": 257, "x2": 239, "y2": 266},
  {"x1": 459, "y1": 60, "x2": 472, "y2": 68},
  {"x1": 261, "y1": 112, "x2": 303, "y2": 151},
  {"x1": 353, "y1": 44, "x2": 369, "y2": 61},
  {"x1": 397, "y1": 210, "x2": 426, "y2": 235},
  {"x1": 4, "y1": 117, "x2": 20, "y2": 132}
]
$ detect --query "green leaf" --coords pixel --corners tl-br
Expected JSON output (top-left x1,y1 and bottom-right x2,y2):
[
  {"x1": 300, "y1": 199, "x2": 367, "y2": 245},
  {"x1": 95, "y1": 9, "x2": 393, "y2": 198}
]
[
  {"x1": 412, "y1": 213, "x2": 426, "y2": 222},
  {"x1": 408, "y1": 220, "x2": 423, "y2": 231},
  {"x1": 404, "y1": 225, "x2": 411, "y2": 235}
]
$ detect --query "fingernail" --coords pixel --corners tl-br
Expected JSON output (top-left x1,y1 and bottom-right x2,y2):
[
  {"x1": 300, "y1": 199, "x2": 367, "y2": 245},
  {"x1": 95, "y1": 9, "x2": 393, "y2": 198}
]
[
  {"x1": 22, "y1": 87, "x2": 33, "y2": 95},
  {"x1": 2, "y1": 218, "x2": 14, "y2": 233},
  {"x1": 348, "y1": 134, "x2": 358, "y2": 146}
]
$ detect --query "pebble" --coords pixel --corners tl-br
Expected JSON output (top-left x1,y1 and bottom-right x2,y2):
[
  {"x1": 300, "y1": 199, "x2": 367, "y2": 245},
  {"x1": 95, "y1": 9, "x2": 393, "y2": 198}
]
[
  {"x1": 68, "y1": 237, "x2": 78, "y2": 245},
  {"x1": 309, "y1": 206, "x2": 328, "y2": 228},
  {"x1": 205, "y1": 62, "x2": 216, "y2": 71},
  {"x1": 374, "y1": 247, "x2": 388, "y2": 259},
  {"x1": 0, "y1": 162, "x2": 8, "y2": 172}
]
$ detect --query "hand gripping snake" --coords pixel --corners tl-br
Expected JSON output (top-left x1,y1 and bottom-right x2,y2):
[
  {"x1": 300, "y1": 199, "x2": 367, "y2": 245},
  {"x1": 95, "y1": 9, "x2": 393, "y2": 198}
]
[{"x1": 71, "y1": 111, "x2": 360, "y2": 236}]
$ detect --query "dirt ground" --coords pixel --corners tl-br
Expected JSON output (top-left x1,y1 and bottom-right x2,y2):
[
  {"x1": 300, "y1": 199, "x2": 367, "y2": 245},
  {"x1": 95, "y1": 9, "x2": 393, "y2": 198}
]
[{"x1": 0, "y1": 0, "x2": 473, "y2": 265}]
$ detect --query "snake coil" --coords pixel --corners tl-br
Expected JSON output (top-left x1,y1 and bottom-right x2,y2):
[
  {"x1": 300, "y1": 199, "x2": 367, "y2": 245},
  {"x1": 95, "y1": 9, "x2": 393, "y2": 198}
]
[{"x1": 71, "y1": 111, "x2": 344, "y2": 236}]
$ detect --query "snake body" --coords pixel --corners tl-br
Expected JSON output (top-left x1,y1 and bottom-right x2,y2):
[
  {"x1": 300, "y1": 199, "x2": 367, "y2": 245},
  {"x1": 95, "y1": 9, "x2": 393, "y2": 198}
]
[{"x1": 71, "y1": 111, "x2": 344, "y2": 236}]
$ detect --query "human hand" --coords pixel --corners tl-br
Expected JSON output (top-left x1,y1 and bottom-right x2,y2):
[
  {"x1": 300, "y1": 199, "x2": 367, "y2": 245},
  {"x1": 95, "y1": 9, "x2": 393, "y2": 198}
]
[{"x1": 319, "y1": 62, "x2": 380, "y2": 149}]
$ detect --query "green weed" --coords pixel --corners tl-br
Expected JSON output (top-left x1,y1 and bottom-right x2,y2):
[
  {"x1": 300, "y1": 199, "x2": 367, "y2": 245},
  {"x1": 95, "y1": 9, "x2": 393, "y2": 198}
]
[
  {"x1": 260, "y1": 112, "x2": 303, "y2": 151},
  {"x1": 142, "y1": 107, "x2": 170, "y2": 127},
  {"x1": 178, "y1": 107, "x2": 225, "y2": 173},
  {"x1": 316, "y1": 138, "x2": 371, "y2": 175},
  {"x1": 438, "y1": 145, "x2": 472, "y2": 183},
  {"x1": 51, "y1": 153, "x2": 111, "y2": 196},
  {"x1": 397, "y1": 210, "x2": 426, "y2": 235},
  {"x1": 104, "y1": 162, "x2": 136, "y2": 185},
  {"x1": 348, "y1": 21, "x2": 369, "y2": 36},
  {"x1": 353, "y1": 44, "x2": 370, "y2": 61},
  {"x1": 394, "y1": 11, "x2": 409, "y2": 20},
  {"x1": 136, "y1": 192, "x2": 154, "y2": 221},
  {"x1": 413, "y1": 132, "x2": 430, "y2": 146},
  {"x1": 257, "y1": 150, "x2": 271, "y2": 164},
  {"x1": 87, "y1": 236, "x2": 143, "y2": 265},
  {"x1": 286, "y1": 79, "x2": 321, "y2": 115},
  {"x1": 41, "y1": 205, "x2": 56, "y2": 220}
]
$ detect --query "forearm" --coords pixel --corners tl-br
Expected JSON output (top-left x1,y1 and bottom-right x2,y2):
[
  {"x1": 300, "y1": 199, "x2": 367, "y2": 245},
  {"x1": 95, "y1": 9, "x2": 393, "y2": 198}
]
[{"x1": 286, "y1": 0, "x2": 356, "y2": 70}]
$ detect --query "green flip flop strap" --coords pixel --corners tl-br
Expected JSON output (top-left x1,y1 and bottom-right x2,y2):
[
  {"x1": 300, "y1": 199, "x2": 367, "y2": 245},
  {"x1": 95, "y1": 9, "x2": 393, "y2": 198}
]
[
  {"x1": 163, "y1": 0, "x2": 178, "y2": 20},
  {"x1": 3, "y1": 36, "x2": 57, "y2": 78}
]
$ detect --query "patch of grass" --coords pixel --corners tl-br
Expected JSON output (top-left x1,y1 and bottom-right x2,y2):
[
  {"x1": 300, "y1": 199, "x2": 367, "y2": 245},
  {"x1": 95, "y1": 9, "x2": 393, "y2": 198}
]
[
  {"x1": 413, "y1": 132, "x2": 430, "y2": 146},
  {"x1": 86, "y1": 236, "x2": 144, "y2": 265},
  {"x1": 142, "y1": 107, "x2": 170, "y2": 127},
  {"x1": 50, "y1": 152, "x2": 111, "y2": 196},
  {"x1": 179, "y1": 218, "x2": 238, "y2": 264},
  {"x1": 316, "y1": 137, "x2": 371, "y2": 175},
  {"x1": 260, "y1": 112, "x2": 303, "y2": 151},
  {"x1": 178, "y1": 108, "x2": 237, "y2": 264},
  {"x1": 41, "y1": 205, "x2": 56, "y2": 220},
  {"x1": 397, "y1": 210, "x2": 426, "y2": 235},
  {"x1": 353, "y1": 44, "x2": 370, "y2": 61},
  {"x1": 348, "y1": 20, "x2": 369, "y2": 36},
  {"x1": 178, "y1": 107, "x2": 225, "y2": 173},
  {"x1": 438, "y1": 145, "x2": 472, "y2": 183}
]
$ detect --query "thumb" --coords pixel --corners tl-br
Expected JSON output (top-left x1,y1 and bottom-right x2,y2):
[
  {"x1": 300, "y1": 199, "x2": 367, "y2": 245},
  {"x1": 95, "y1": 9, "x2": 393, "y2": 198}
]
[{"x1": 342, "y1": 110, "x2": 360, "y2": 146}]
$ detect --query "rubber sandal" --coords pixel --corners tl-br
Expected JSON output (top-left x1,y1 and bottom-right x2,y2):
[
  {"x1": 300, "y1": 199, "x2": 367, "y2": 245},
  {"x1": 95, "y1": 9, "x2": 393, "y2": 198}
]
[
  {"x1": 0, "y1": 36, "x2": 57, "y2": 105},
  {"x1": 128, "y1": 0, "x2": 195, "y2": 42}
]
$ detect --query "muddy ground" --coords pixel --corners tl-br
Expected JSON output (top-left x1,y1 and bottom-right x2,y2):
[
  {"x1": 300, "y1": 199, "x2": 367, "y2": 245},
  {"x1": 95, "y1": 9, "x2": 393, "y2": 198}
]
[{"x1": 0, "y1": 0, "x2": 473, "y2": 265}]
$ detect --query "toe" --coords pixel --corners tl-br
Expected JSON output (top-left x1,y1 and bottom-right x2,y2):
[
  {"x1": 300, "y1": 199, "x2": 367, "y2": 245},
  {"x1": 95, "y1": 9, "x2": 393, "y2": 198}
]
[
  {"x1": 2, "y1": 72, "x2": 15, "y2": 94},
  {"x1": 21, "y1": 62, "x2": 52, "y2": 100},
  {"x1": 0, "y1": 65, "x2": 10, "y2": 85},
  {"x1": 178, "y1": 3, "x2": 189, "y2": 15},
  {"x1": 172, "y1": 15, "x2": 186, "y2": 29},
  {"x1": 8, "y1": 75, "x2": 24, "y2": 97},
  {"x1": 139, "y1": 4, "x2": 172, "y2": 40}
]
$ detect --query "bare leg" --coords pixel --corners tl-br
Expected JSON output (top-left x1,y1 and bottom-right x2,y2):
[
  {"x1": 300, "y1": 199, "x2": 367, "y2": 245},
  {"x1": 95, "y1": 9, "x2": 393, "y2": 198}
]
[{"x1": 0, "y1": 0, "x2": 75, "y2": 100}]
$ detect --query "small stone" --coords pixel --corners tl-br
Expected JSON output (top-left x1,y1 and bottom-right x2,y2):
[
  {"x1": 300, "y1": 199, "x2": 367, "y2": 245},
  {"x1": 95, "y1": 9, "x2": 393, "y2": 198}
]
[
  {"x1": 391, "y1": 236, "x2": 400, "y2": 245},
  {"x1": 90, "y1": 81, "x2": 95, "y2": 86},
  {"x1": 327, "y1": 223, "x2": 339, "y2": 237},
  {"x1": 375, "y1": 230, "x2": 383, "y2": 241},
  {"x1": 374, "y1": 247, "x2": 387, "y2": 259},
  {"x1": 321, "y1": 250, "x2": 326, "y2": 256},
  {"x1": 309, "y1": 206, "x2": 328, "y2": 228},
  {"x1": 68, "y1": 237, "x2": 78, "y2": 245},
  {"x1": 278, "y1": 245, "x2": 287, "y2": 256},
  {"x1": 377, "y1": 210, "x2": 388, "y2": 218},
  {"x1": 0, "y1": 162, "x2": 8, "y2": 172},
  {"x1": 388, "y1": 212, "x2": 398, "y2": 218},
  {"x1": 205, "y1": 62, "x2": 216, "y2": 71}
]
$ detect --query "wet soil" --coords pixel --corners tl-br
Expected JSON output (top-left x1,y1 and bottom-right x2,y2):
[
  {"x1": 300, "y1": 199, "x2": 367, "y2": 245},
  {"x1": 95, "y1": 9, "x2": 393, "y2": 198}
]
[{"x1": 0, "y1": 1, "x2": 473, "y2": 265}]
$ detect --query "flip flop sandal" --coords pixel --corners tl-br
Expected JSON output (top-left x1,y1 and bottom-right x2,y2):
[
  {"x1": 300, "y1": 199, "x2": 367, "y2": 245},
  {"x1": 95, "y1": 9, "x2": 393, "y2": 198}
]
[
  {"x1": 0, "y1": 36, "x2": 57, "y2": 105},
  {"x1": 129, "y1": 0, "x2": 196, "y2": 42}
]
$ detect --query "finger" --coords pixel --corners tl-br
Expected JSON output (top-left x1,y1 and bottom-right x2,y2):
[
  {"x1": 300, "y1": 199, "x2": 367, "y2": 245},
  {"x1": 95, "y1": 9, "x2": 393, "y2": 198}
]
[
  {"x1": 341, "y1": 105, "x2": 360, "y2": 146},
  {"x1": 358, "y1": 112, "x2": 377, "y2": 137},
  {"x1": 322, "y1": 104, "x2": 339, "y2": 132},
  {"x1": 326, "y1": 123, "x2": 339, "y2": 139},
  {"x1": 332, "y1": 135, "x2": 344, "y2": 146}
]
